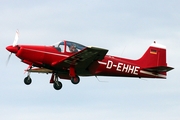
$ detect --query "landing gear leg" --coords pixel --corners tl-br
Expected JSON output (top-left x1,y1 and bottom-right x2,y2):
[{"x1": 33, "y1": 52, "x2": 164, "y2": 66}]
[{"x1": 53, "y1": 73, "x2": 62, "y2": 90}]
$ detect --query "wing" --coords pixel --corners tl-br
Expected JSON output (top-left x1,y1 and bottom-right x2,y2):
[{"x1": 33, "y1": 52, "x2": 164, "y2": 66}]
[{"x1": 52, "y1": 46, "x2": 108, "y2": 75}]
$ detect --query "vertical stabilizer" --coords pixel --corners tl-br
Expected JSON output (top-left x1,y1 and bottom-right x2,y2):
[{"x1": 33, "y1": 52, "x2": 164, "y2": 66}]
[{"x1": 137, "y1": 42, "x2": 173, "y2": 73}]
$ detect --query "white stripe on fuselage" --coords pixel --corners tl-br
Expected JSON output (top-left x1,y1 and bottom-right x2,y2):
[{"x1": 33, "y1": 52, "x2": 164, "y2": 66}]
[{"x1": 98, "y1": 61, "x2": 107, "y2": 65}]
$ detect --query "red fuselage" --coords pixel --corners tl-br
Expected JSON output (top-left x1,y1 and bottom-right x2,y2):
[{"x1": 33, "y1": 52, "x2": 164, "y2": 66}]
[{"x1": 6, "y1": 44, "x2": 167, "y2": 79}]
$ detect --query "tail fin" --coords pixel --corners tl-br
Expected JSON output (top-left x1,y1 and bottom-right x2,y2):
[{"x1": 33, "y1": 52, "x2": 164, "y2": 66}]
[{"x1": 137, "y1": 41, "x2": 173, "y2": 73}]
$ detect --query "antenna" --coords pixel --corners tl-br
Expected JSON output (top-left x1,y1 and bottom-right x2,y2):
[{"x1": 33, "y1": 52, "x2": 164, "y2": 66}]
[{"x1": 95, "y1": 76, "x2": 108, "y2": 83}]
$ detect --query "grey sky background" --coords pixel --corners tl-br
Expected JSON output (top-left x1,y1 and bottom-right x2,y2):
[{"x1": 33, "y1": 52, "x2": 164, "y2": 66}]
[{"x1": 0, "y1": 0, "x2": 180, "y2": 120}]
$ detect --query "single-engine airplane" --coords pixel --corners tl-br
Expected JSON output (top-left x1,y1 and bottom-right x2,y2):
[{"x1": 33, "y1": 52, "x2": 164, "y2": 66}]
[{"x1": 6, "y1": 30, "x2": 174, "y2": 90}]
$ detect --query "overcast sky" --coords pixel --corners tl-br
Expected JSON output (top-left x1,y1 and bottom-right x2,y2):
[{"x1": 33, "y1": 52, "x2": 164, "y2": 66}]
[{"x1": 0, "y1": 0, "x2": 180, "y2": 120}]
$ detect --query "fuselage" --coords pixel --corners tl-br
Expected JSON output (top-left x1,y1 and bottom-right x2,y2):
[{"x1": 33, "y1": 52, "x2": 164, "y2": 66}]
[{"x1": 6, "y1": 44, "x2": 165, "y2": 79}]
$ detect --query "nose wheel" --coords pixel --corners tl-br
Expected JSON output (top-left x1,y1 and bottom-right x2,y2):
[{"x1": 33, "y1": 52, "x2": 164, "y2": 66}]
[
  {"x1": 24, "y1": 65, "x2": 32, "y2": 85},
  {"x1": 24, "y1": 76, "x2": 32, "y2": 85}
]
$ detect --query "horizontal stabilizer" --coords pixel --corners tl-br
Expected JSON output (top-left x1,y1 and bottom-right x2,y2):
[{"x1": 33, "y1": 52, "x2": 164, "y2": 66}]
[{"x1": 143, "y1": 66, "x2": 174, "y2": 73}]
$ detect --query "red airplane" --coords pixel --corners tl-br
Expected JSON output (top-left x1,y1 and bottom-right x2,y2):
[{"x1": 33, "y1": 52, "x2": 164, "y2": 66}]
[{"x1": 6, "y1": 30, "x2": 174, "y2": 90}]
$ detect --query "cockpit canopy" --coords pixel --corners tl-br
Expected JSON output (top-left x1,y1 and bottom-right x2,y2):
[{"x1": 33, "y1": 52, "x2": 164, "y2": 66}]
[{"x1": 53, "y1": 40, "x2": 86, "y2": 53}]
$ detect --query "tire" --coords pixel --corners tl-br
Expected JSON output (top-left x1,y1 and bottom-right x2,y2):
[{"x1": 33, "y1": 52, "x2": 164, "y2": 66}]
[
  {"x1": 24, "y1": 76, "x2": 32, "y2": 85},
  {"x1": 53, "y1": 81, "x2": 62, "y2": 90},
  {"x1": 71, "y1": 76, "x2": 80, "y2": 84}
]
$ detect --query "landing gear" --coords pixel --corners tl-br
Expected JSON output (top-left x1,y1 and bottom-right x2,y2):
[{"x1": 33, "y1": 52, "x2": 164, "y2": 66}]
[
  {"x1": 23, "y1": 65, "x2": 80, "y2": 90},
  {"x1": 71, "y1": 76, "x2": 80, "y2": 84},
  {"x1": 24, "y1": 76, "x2": 32, "y2": 85},
  {"x1": 53, "y1": 81, "x2": 62, "y2": 90},
  {"x1": 69, "y1": 66, "x2": 80, "y2": 85},
  {"x1": 51, "y1": 73, "x2": 63, "y2": 90},
  {"x1": 24, "y1": 65, "x2": 32, "y2": 85}
]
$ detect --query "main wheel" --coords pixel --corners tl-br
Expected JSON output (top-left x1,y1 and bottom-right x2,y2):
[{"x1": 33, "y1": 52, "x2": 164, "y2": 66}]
[
  {"x1": 71, "y1": 76, "x2": 80, "y2": 84},
  {"x1": 24, "y1": 76, "x2": 32, "y2": 85},
  {"x1": 53, "y1": 81, "x2": 62, "y2": 90}
]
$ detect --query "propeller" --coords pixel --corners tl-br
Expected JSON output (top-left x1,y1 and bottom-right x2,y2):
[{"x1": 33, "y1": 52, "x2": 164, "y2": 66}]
[
  {"x1": 6, "y1": 30, "x2": 19, "y2": 65},
  {"x1": 13, "y1": 30, "x2": 19, "y2": 47},
  {"x1": 6, "y1": 53, "x2": 12, "y2": 65}
]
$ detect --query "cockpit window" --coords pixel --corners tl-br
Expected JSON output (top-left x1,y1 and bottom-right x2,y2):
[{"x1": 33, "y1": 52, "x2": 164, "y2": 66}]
[
  {"x1": 53, "y1": 41, "x2": 86, "y2": 53},
  {"x1": 66, "y1": 41, "x2": 86, "y2": 53},
  {"x1": 53, "y1": 42, "x2": 64, "y2": 52}
]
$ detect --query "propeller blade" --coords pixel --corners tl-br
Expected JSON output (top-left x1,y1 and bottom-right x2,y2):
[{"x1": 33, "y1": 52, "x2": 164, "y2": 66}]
[
  {"x1": 6, "y1": 53, "x2": 12, "y2": 66},
  {"x1": 13, "y1": 30, "x2": 19, "y2": 47},
  {"x1": 6, "y1": 30, "x2": 19, "y2": 66}
]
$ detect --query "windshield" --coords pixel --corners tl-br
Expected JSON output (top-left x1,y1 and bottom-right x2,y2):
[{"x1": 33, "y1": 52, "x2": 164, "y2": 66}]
[{"x1": 53, "y1": 40, "x2": 86, "y2": 53}]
